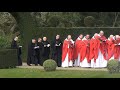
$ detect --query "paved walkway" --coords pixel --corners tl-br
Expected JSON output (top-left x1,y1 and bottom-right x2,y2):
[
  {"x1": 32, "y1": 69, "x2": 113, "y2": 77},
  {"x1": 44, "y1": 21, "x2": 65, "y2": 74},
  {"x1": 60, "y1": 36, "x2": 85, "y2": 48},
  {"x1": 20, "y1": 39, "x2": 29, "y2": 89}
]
[{"x1": 17, "y1": 63, "x2": 108, "y2": 71}]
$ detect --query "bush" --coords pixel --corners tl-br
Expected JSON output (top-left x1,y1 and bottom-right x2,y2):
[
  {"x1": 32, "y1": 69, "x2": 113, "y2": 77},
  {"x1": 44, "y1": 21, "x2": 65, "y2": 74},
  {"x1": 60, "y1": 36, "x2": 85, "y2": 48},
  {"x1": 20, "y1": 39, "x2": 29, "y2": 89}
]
[
  {"x1": 107, "y1": 59, "x2": 119, "y2": 73},
  {"x1": 47, "y1": 16, "x2": 61, "y2": 27},
  {"x1": 84, "y1": 16, "x2": 95, "y2": 27},
  {"x1": 43, "y1": 59, "x2": 57, "y2": 71},
  {"x1": 0, "y1": 35, "x2": 11, "y2": 48},
  {"x1": 0, "y1": 49, "x2": 18, "y2": 69}
]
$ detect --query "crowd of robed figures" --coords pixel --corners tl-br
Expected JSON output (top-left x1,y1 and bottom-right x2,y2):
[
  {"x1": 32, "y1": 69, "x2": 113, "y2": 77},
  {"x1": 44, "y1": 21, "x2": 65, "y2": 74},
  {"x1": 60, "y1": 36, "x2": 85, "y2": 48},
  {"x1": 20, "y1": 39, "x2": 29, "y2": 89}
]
[{"x1": 11, "y1": 30, "x2": 120, "y2": 68}]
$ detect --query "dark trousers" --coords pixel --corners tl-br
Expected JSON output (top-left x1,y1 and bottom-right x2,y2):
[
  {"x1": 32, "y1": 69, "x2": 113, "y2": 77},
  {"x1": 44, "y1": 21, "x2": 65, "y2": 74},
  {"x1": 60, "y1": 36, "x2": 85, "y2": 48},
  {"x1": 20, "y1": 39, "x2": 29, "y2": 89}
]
[
  {"x1": 18, "y1": 55, "x2": 22, "y2": 66},
  {"x1": 52, "y1": 53, "x2": 61, "y2": 67},
  {"x1": 36, "y1": 54, "x2": 40, "y2": 65},
  {"x1": 31, "y1": 55, "x2": 38, "y2": 65}
]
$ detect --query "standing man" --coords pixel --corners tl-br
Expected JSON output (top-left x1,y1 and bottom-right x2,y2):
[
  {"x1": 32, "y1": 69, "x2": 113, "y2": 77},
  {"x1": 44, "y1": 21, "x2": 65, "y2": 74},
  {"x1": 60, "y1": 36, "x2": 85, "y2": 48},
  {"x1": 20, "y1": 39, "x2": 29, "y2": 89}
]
[
  {"x1": 80, "y1": 34, "x2": 91, "y2": 67},
  {"x1": 27, "y1": 39, "x2": 39, "y2": 66},
  {"x1": 51, "y1": 35, "x2": 63, "y2": 67},
  {"x1": 41, "y1": 37, "x2": 50, "y2": 66},
  {"x1": 62, "y1": 35, "x2": 74, "y2": 67},
  {"x1": 89, "y1": 33, "x2": 100, "y2": 68},
  {"x1": 114, "y1": 35, "x2": 120, "y2": 61},
  {"x1": 99, "y1": 30, "x2": 107, "y2": 67},
  {"x1": 106, "y1": 35, "x2": 115, "y2": 60},
  {"x1": 11, "y1": 36, "x2": 22, "y2": 66},
  {"x1": 90, "y1": 32, "x2": 107, "y2": 68},
  {"x1": 74, "y1": 34, "x2": 83, "y2": 67},
  {"x1": 36, "y1": 38, "x2": 43, "y2": 66}
]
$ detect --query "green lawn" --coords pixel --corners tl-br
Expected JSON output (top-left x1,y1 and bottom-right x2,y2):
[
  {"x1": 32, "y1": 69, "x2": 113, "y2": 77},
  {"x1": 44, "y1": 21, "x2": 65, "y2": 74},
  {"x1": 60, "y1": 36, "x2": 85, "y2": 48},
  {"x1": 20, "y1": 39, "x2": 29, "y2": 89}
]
[{"x1": 0, "y1": 68, "x2": 120, "y2": 78}]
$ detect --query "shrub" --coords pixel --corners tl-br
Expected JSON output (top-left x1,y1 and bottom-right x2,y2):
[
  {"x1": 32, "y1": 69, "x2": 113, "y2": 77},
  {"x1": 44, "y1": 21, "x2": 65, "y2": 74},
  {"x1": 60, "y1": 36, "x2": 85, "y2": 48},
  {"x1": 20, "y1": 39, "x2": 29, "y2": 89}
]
[
  {"x1": 0, "y1": 35, "x2": 12, "y2": 48},
  {"x1": 43, "y1": 59, "x2": 57, "y2": 71},
  {"x1": 84, "y1": 16, "x2": 95, "y2": 27},
  {"x1": 47, "y1": 16, "x2": 61, "y2": 27},
  {"x1": 107, "y1": 59, "x2": 119, "y2": 73},
  {"x1": 0, "y1": 49, "x2": 18, "y2": 69}
]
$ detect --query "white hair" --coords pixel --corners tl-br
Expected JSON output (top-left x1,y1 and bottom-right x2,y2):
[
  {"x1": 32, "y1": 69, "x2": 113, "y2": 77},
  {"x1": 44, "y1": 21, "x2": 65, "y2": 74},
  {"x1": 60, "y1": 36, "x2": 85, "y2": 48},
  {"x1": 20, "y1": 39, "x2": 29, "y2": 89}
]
[
  {"x1": 100, "y1": 30, "x2": 104, "y2": 33},
  {"x1": 110, "y1": 35, "x2": 114, "y2": 38},
  {"x1": 116, "y1": 35, "x2": 119, "y2": 38}
]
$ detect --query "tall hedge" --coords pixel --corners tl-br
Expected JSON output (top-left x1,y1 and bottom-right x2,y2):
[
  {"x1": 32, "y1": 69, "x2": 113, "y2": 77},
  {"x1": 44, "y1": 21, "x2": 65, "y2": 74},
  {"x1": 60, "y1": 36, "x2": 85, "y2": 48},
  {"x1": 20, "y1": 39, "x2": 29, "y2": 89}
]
[
  {"x1": 0, "y1": 49, "x2": 18, "y2": 68},
  {"x1": 33, "y1": 27, "x2": 120, "y2": 41}
]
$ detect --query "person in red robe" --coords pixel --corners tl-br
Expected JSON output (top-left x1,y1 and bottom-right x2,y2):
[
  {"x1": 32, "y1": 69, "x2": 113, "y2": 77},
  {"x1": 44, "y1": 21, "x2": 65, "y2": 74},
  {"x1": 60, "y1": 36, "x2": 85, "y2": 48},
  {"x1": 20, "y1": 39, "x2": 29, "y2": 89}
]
[
  {"x1": 114, "y1": 35, "x2": 120, "y2": 61},
  {"x1": 99, "y1": 30, "x2": 107, "y2": 60},
  {"x1": 106, "y1": 35, "x2": 115, "y2": 60},
  {"x1": 80, "y1": 34, "x2": 91, "y2": 67},
  {"x1": 61, "y1": 35, "x2": 74, "y2": 67},
  {"x1": 73, "y1": 34, "x2": 83, "y2": 67},
  {"x1": 90, "y1": 31, "x2": 107, "y2": 68},
  {"x1": 90, "y1": 33, "x2": 104, "y2": 68}
]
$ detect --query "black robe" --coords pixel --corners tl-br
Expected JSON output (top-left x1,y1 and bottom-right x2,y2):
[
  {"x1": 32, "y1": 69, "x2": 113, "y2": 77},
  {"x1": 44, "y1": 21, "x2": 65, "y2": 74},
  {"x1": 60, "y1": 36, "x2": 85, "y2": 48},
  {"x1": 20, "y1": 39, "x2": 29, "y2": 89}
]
[
  {"x1": 11, "y1": 39, "x2": 22, "y2": 66},
  {"x1": 41, "y1": 41, "x2": 50, "y2": 66},
  {"x1": 51, "y1": 38, "x2": 63, "y2": 67},
  {"x1": 36, "y1": 42, "x2": 43, "y2": 65},
  {"x1": 27, "y1": 42, "x2": 38, "y2": 65}
]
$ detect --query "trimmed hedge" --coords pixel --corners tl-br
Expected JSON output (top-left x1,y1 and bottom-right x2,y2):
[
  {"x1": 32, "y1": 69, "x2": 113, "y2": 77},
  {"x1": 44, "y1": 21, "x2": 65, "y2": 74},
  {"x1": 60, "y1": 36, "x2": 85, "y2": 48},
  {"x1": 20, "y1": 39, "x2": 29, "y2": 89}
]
[
  {"x1": 0, "y1": 49, "x2": 18, "y2": 69},
  {"x1": 107, "y1": 59, "x2": 119, "y2": 73},
  {"x1": 43, "y1": 59, "x2": 57, "y2": 71},
  {"x1": 33, "y1": 27, "x2": 120, "y2": 42}
]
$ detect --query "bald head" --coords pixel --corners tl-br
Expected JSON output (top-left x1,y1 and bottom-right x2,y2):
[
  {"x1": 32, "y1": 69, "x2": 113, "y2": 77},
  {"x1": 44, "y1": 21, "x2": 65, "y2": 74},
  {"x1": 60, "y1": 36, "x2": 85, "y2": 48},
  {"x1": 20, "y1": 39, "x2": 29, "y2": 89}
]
[
  {"x1": 94, "y1": 33, "x2": 98, "y2": 37},
  {"x1": 115, "y1": 35, "x2": 119, "y2": 39},
  {"x1": 99, "y1": 30, "x2": 104, "y2": 36},
  {"x1": 43, "y1": 37, "x2": 47, "y2": 41},
  {"x1": 67, "y1": 35, "x2": 72, "y2": 40},
  {"x1": 94, "y1": 33, "x2": 100, "y2": 39},
  {"x1": 109, "y1": 35, "x2": 114, "y2": 38},
  {"x1": 32, "y1": 39, "x2": 36, "y2": 43}
]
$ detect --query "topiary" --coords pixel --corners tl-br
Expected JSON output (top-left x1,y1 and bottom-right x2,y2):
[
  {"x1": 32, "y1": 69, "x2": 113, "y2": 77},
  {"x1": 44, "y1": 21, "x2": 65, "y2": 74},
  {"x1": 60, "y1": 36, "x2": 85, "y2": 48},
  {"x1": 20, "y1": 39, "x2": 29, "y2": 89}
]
[
  {"x1": 107, "y1": 59, "x2": 119, "y2": 74},
  {"x1": 0, "y1": 35, "x2": 11, "y2": 48},
  {"x1": 84, "y1": 16, "x2": 95, "y2": 27},
  {"x1": 43, "y1": 59, "x2": 57, "y2": 71}
]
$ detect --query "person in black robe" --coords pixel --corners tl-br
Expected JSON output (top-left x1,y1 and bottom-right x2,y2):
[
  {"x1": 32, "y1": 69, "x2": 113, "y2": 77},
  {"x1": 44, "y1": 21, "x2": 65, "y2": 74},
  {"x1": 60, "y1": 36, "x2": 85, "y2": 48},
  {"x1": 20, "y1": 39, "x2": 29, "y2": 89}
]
[
  {"x1": 11, "y1": 36, "x2": 22, "y2": 66},
  {"x1": 36, "y1": 38, "x2": 43, "y2": 66},
  {"x1": 41, "y1": 37, "x2": 50, "y2": 66},
  {"x1": 27, "y1": 39, "x2": 39, "y2": 66},
  {"x1": 51, "y1": 35, "x2": 63, "y2": 67}
]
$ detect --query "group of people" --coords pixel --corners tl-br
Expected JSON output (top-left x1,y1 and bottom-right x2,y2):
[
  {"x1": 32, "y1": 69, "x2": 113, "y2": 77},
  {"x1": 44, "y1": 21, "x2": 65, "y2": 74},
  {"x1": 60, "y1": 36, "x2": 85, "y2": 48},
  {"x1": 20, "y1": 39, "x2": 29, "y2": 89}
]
[
  {"x1": 62, "y1": 31, "x2": 120, "y2": 68},
  {"x1": 27, "y1": 35, "x2": 62, "y2": 67},
  {"x1": 11, "y1": 30, "x2": 120, "y2": 68}
]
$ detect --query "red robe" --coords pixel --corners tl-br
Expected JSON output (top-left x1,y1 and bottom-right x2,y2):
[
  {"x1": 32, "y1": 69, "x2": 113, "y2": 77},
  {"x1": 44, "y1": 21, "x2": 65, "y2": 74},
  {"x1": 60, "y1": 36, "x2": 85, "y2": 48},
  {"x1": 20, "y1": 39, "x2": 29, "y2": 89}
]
[
  {"x1": 99, "y1": 35, "x2": 107, "y2": 60},
  {"x1": 89, "y1": 36, "x2": 100, "y2": 62},
  {"x1": 73, "y1": 38, "x2": 82, "y2": 60},
  {"x1": 62, "y1": 39, "x2": 74, "y2": 62},
  {"x1": 114, "y1": 39, "x2": 120, "y2": 60},
  {"x1": 80, "y1": 37, "x2": 90, "y2": 63},
  {"x1": 106, "y1": 38, "x2": 115, "y2": 60}
]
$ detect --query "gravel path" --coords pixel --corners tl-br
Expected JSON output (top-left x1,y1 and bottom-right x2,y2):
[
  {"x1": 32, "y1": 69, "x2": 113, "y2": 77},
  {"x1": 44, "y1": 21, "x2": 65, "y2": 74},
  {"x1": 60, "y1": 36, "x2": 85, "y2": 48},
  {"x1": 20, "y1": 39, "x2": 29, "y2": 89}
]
[{"x1": 17, "y1": 63, "x2": 108, "y2": 71}]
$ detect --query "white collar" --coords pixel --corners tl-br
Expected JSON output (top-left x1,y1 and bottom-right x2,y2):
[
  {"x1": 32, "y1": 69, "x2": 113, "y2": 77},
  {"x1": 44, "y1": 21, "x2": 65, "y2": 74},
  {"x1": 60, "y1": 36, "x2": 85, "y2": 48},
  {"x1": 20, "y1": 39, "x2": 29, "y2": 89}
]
[
  {"x1": 82, "y1": 37, "x2": 87, "y2": 40},
  {"x1": 77, "y1": 37, "x2": 82, "y2": 40}
]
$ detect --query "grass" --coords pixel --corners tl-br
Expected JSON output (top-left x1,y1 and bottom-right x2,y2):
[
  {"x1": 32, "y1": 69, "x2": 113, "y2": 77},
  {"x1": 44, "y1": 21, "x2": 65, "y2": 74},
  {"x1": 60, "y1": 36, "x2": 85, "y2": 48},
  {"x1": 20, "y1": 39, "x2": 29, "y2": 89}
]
[{"x1": 0, "y1": 68, "x2": 120, "y2": 78}]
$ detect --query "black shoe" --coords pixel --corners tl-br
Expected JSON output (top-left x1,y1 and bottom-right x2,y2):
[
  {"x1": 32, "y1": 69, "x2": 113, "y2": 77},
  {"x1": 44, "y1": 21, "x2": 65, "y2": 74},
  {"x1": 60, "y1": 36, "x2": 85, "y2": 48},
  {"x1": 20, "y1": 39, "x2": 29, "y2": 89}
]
[
  {"x1": 27, "y1": 64, "x2": 31, "y2": 66},
  {"x1": 35, "y1": 64, "x2": 38, "y2": 66}
]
